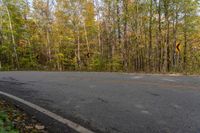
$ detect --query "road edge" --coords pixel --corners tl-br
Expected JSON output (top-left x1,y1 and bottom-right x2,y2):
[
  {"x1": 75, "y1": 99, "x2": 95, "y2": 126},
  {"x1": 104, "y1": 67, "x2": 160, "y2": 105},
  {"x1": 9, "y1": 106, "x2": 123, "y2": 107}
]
[{"x1": 0, "y1": 91, "x2": 94, "y2": 133}]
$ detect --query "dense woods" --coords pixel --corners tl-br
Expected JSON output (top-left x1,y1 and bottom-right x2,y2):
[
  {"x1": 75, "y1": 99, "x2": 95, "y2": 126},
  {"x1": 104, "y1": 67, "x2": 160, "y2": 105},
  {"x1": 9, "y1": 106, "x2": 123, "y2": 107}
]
[{"x1": 0, "y1": 0, "x2": 200, "y2": 73}]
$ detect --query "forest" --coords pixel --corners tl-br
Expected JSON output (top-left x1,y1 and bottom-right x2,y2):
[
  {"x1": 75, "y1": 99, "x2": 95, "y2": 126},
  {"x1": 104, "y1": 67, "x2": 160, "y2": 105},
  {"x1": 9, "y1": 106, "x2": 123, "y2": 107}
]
[{"x1": 0, "y1": 0, "x2": 200, "y2": 73}]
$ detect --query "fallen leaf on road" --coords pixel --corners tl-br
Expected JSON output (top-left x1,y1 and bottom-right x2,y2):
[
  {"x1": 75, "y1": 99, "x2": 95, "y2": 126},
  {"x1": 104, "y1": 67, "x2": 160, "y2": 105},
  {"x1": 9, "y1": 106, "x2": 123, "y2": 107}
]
[
  {"x1": 35, "y1": 124, "x2": 45, "y2": 130},
  {"x1": 25, "y1": 125, "x2": 33, "y2": 129}
]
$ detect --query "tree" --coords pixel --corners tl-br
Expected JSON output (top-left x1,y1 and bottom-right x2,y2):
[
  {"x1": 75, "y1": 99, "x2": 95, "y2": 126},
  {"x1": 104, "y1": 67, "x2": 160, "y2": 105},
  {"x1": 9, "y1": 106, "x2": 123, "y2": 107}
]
[{"x1": 0, "y1": 0, "x2": 199, "y2": 74}]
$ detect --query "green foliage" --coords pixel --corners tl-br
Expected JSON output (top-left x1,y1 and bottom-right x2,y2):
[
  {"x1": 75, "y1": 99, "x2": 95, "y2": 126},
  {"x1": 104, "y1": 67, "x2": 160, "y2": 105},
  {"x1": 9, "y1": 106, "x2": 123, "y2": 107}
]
[
  {"x1": 0, "y1": 111, "x2": 19, "y2": 133},
  {"x1": 89, "y1": 55, "x2": 103, "y2": 71}
]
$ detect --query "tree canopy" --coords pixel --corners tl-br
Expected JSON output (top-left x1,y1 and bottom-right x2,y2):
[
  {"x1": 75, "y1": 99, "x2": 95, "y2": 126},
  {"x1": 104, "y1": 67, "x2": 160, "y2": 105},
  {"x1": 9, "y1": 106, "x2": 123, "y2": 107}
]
[{"x1": 0, "y1": 0, "x2": 200, "y2": 74}]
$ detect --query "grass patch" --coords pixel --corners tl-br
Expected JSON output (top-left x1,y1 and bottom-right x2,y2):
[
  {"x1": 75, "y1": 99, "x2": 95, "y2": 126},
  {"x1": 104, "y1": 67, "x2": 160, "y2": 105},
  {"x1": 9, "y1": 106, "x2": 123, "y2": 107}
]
[{"x1": 0, "y1": 111, "x2": 19, "y2": 133}]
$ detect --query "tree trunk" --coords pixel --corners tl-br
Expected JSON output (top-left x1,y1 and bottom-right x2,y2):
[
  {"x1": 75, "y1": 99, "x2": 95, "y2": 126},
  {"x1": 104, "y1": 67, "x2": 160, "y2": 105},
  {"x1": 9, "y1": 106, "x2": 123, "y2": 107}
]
[
  {"x1": 163, "y1": 1, "x2": 170, "y2": 72},
  {"x1": 4, "y1": 3, "x2": 19, "y2": 69},
  {"x1": 172, "y1": 5, "x2": 178, "y2": 69},
  {"x1": 183, "y1": 13, "x2": 187, "y2": 71},
  {"x1": 157, "y1": 0, "x2": 162, "y2": 72},
  {"x1": 148, "y1": 0, "x2": 153, "y2": 72},
  {"x1": 123, "y1": 0, "x2": 128, "y2": 71},
  {"x1": 116, "y1": 0, "x2": 121, "y2": 46}
]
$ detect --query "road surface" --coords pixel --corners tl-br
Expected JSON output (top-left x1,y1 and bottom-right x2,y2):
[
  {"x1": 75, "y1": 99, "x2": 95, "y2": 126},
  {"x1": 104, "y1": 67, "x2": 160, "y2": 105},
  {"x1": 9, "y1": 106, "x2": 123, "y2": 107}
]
[{"x1": 0, "y1": 72, "x2": 200, "y2": 133}]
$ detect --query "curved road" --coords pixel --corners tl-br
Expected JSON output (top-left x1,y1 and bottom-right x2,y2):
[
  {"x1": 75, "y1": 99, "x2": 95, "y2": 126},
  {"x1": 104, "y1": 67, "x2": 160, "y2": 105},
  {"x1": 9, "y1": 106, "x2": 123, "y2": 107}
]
[{"x1": 0, "y1": 72, "x2": 200, "y2": 133}]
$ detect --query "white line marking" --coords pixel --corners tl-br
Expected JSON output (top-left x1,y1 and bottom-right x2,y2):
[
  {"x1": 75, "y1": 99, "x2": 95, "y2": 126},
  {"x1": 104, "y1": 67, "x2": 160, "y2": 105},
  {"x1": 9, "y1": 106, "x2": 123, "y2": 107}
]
[{"x1": 0, "y1": 91, "x2": 94, "y2": 133}]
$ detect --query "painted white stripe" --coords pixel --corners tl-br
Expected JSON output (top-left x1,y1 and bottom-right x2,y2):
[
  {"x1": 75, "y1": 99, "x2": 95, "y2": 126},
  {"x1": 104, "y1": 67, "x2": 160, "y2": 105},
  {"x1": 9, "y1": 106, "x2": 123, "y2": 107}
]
[{"x1": 0, "y1": 91, "x2": 94, "y2": 133}]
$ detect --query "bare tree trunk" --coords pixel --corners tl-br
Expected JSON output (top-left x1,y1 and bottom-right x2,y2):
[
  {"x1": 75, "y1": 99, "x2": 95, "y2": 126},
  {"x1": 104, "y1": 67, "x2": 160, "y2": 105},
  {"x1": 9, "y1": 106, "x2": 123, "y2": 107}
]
[
  {"x1": 95, "y1": 0, "x2": 102, "y2": 55},
  {"x1": 155, "y1": 0, "x2": 162, "y2": 72},
  {"x1": 24, "y1": 0, "x2": 33, "y2": 65},
  {"x1": 83, "y1": 22, "x2": 90, "y2": 53},
  {"x1": 47, "y1": 0, "x2": 52, "y2": 67},
  {"x1": 0, "y1": 12, "x2": 3, "y2": 45},
  {"x1": 3, "y1": 2, "x2": 19, "y2": 69},
  {"x1": 123, "y1": 0, "x2": 128, "y2": 71},
  {"x1": 46, "y1": 28, "x2": 51, "y2": 62},
  {"x1": 183, "y1": 13, "x2": 187, "y2": 71},
  {"x1": 158, "y1": 1, "x2": 162, "y2": 72},
  {"x1": 74, "y1": 27, "x2": 81, "y2": 70},
  {"x1": 116, "y1": 0, "x2": 121, "y2": 46},
  {"x1": 77, "y1": 32, "x2": 81, "y2": 69},
  {"x1": 166, "y1": 16, "x2": 170, "y2": 71},
  {"x1": 163, "y1": 1, "x2": 170, "y2": 72},
  {"x1": 148, "y1": 0, "x2": 153, "y2": 72},
  {"x1": 172, "y1": 6, "x2": 178, "y2": 68}
]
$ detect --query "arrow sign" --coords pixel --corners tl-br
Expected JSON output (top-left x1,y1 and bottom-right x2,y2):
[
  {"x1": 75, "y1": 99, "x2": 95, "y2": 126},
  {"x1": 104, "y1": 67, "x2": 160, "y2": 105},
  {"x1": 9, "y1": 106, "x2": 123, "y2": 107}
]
[{"x1": 176, "y1": 43, "x2": 180, "y2": 52}]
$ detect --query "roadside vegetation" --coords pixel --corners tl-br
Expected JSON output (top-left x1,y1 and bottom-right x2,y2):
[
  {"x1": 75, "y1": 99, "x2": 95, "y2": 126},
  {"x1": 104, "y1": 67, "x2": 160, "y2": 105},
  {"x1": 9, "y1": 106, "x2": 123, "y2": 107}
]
[
  {"x1": 0, "y1": 99, "x2": 47, "y2": 133},
  {"x1": 0, "y1": 111, "x2": 18, "y2": 133},
  {"x1": 0, "y1": 0, "x2": 200, "y2": 74}
]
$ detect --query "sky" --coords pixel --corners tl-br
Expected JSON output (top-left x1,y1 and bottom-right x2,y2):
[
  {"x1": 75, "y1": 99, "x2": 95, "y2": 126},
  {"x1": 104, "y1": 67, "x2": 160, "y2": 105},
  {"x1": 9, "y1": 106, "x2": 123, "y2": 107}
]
[{"x1": 27, "y1": 0, "x2": 200, "y2": 16}]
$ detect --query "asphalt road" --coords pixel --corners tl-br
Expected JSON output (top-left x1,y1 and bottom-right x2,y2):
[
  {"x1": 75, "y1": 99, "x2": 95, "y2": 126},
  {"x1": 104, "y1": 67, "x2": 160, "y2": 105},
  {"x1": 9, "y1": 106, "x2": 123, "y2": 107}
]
[{"x1": 0, "y1": 72, "x2": 200, "y2": 133}]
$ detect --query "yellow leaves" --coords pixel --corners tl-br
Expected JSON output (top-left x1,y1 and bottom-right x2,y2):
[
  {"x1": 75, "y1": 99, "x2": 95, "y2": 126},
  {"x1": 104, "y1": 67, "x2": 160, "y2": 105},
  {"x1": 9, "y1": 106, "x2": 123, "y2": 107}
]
[
  {"x1": 18, "y1": 39, "x2": 27, "y2": 47},
  {"x1": 55, "y1": 53, "x2": 65, "y2": 62},
  {"x1": 56, "y1": 53, "x2": 64, "y2": 58},
  {"x1": 84, "y1": 1, "x2": 95, "y2": 28}
]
